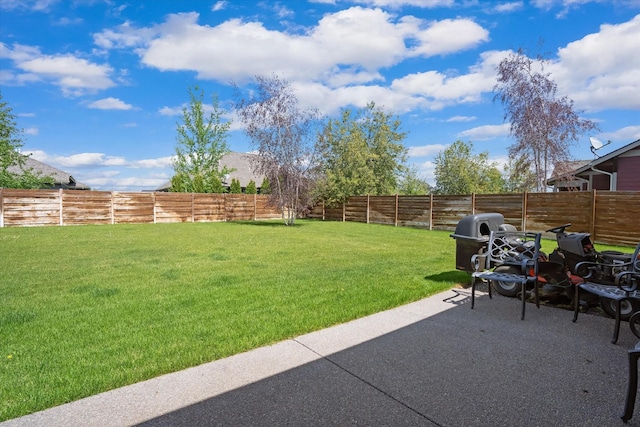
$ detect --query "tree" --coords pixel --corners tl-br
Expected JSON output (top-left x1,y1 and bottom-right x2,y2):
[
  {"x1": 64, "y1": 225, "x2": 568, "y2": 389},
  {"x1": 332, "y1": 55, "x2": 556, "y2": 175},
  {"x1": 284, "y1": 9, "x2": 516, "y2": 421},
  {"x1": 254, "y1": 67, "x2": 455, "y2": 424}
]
[
  {"x1": 502, "y1": 155, "x2": 537, "y2": 193},
  {"x1": 234, "y1": 75, "x2": 323, "y2": 225},
  {"x1": 259, "y1": 177, "x2": 271, "y2": 194},
  {"x1": 170, "y1": 86, "x2": 232, "y2": 193},
  {"x1": 245, "y1": 180, "x2": 257, "y2": 194},
  {"x1": 494, "y1": 49, "x2": 598, "y2": 192},
  {"x1": 433, "y1": 140, "x2": 504, "y2": 195},
  {"x1": 315, "y1": 102, "x2": 407, "y2": 205},
  {"x1": 229, "y1": 178, "x2": 242, "y2": 194},
  {"x1": 398, "y1": 164, "x2": 431, "y2": 195},
  {"x1": 1, "y1": 91, "x2": 53, "y2": 189}
]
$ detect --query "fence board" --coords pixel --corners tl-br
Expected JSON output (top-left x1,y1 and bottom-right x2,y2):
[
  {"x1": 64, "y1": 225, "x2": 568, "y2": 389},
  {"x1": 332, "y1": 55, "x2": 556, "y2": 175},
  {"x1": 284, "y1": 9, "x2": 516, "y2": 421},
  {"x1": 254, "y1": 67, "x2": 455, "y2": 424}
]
[
  {"x1": 431, "y1": 195, "x2": 472, "y2": 230},
  {"x1": 475, "y1": 194, "x2": 523, "y2": 228},
  {"x1": 593, "y1": 192, "x2": 640, "y2": 246},
  {"x1": 397, "y1": 195, "x2": 431, "y2": 229},
  {"x1": 369, "y1": 196, "x2": 396, "y2": 225},
  {"x1": 155, "y1": 192, "x2": 193, "y2": 223},
  {"x1": 62, "y1": 191, "x2": 112, "y2": 225},
  {"x1": 345, "y1": 196, "x2": 368, "y2": 223},
  {"x1": 526, "y1": 192, "x2": 592, "y2": 238}
]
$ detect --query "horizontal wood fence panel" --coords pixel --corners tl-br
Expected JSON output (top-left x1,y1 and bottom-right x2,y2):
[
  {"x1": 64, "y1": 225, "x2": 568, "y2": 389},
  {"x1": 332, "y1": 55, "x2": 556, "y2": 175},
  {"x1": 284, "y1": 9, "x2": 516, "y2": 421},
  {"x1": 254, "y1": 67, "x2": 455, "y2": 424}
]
[
  {"x1": 193, "y1": 194, "x2": 226, "y2": 222},
  {"x1": 155, "y1": 192, "x2": 193, "y2": 223},
  {"x1": 475, "y1": 194, "x2": 523, "y2": 228},
  {"x1": 431, "y1": 195, "x2": 472, "y2": 230},
  {"x1": 0, "y1": 190, "x2": 280, "y2": 227},
  {"x1": 369, "y1": 196, "x2": 397, "y2": 225},
  {"x1": 62, "y1": 191, "x2": 112, "y2": 225},
  {"x1": 345, "y1": 196, "x2": 368, "y2": 223},
  {"x1": 397, "y1": 195, "x2": 431, "y2": 229},
  {"x1": 313, "y1": 191, "x2": 639, "y2": 247},
  {"x1": 0, "y1": 189, "x2": 60, "y2": 226},
  {"x1": 593, "y1": 192, "x2": 640, "y2": 246},
  {"x1": 525, "y1": 192, "x2": 593, "y2": 237}
]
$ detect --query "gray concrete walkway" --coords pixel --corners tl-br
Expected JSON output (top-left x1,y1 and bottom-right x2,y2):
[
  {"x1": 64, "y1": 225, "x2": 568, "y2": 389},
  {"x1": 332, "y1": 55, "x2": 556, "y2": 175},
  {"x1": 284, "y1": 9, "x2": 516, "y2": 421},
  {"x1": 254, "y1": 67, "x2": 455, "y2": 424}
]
[{"x1": 3, "y1": 288, "x2": 639, "y2": 426}]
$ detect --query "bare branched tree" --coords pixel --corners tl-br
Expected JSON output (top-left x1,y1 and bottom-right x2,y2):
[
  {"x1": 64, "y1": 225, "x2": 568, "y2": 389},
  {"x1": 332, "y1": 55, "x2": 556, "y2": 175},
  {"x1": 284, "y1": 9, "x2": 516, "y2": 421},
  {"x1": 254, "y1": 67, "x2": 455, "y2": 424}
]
[
  {"x1": 494, "y1": 49, "x2": 598, "y2": 192},
  {"x1": 234, "y1": 75, "x2": 323, "y2": 225}
]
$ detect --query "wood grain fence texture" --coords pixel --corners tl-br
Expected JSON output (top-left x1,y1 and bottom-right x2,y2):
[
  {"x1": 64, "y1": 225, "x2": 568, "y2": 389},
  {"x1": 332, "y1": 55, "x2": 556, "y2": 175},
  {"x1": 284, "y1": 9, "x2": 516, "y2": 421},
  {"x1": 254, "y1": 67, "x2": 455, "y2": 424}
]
[
  {"x1": 0, "y1": 189, "x2": 280, "y2": 227},
  {"x1": 308, "y1": 191, "x2": 640, "y2": 246}
]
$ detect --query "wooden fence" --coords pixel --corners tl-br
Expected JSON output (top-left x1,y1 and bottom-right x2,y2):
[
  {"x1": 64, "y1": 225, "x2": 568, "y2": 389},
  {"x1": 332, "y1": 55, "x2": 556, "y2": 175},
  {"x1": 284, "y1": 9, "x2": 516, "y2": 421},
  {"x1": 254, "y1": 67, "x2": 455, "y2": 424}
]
[
  {"x1": 0, "y1": 189, "x2": 281, "y2": 227},
  {"x1": 308, "y1": 191, "x2": 640, "y2": 246}
]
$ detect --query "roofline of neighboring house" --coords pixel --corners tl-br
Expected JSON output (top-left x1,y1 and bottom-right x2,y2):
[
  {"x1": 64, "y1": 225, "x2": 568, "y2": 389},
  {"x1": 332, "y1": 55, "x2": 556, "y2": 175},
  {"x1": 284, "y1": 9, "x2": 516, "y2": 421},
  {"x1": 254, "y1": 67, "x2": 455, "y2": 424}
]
[
  {"x1": 6, "y1": 156, "x2": 90, "y2": 190},
  {"x1": 571, "y1": 138, "x2": 640, "y2": 175},
  {"x1": 547, "y1": 138, "x2": 640, "y2": 187}
]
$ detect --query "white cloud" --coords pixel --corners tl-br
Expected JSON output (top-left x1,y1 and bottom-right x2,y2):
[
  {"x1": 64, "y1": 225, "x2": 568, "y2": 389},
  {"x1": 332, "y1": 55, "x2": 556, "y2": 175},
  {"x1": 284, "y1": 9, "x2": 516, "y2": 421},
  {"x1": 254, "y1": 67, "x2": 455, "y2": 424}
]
[
  {"x1": 24, "y1": 127, "x2": 39, "y2": 135},
  {"x1": 212, "y1": 1, "x2": 227, "y2": 11},
  {"x1": 350, "y1": 0, "x2": 454, "y2": 7},
  {"x1": 403, "y1": 18, "x2": 489, "y2": 57},
  {"x1": 458, "y1": 123, "x2": 510, "y2": 140},
  {"x1": 492, "y1": 2, "x2": 524, "y2": 13},
  {"x1": 599, "y1": 125, "x2": 640, "y2": 143},
  {"x1": 95, "y1": 8, "x2": 489, "y2": 87},
  {"x1": 1, "y1": 42, "x2": 115, "y2": 95},
  {"x1": 408, "y1": 144, "x2": 448, "y2": 157},
  {"x1": 446, "y1": 115, "x2": 477, "y2": 122},
  {"x1": 551, "y1": 14, "x2": 640, "y2": 111},
  {"x1": 88, "y1": 97, "x2": 133, "y2": 110}
]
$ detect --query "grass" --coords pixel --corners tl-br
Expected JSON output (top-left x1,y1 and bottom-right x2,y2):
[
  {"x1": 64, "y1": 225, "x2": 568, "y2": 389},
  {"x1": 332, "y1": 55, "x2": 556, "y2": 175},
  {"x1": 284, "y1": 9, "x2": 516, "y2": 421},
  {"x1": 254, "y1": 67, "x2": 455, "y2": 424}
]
[
  {"x1": 0, "y1": 219, "x2": 632, "y2": 421},
  {"x1": 0, "y1": 220, "x2": 463, "y2": 421}
]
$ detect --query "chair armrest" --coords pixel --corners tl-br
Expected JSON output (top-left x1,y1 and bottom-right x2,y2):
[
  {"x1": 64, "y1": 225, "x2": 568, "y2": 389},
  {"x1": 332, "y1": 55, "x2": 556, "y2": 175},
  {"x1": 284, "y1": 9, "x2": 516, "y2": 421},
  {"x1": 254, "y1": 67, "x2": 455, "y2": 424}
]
[{"x1": 616, "y1": 270, "x2": 640, "y2": 293}]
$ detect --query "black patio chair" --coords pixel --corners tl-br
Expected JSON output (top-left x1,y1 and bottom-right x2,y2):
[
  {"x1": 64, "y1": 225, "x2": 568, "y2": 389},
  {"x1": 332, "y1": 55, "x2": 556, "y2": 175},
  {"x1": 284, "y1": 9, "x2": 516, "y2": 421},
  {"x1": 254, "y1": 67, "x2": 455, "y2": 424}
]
[
  {"x1": 573, "y1": 243, "x2": 640, "y2": 344},
  {"x1": 470, "y1": 230, "x2": 542, "y2": 320},
  {"x1": 622, "y1": 310, "x2": 640, "y2": 422}
]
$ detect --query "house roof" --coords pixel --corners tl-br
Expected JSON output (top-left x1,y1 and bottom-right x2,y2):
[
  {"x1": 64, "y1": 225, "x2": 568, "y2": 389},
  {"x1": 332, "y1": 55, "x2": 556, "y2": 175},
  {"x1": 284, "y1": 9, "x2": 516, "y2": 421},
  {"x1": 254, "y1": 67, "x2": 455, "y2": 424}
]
[
  {"x1": 570, "y1": 138, "x2": 640, "y2": 176},
  {"x1": 6, "y1": 156, "x2": 90, "y2": 189},
  {"x1": 155, "y1": 151, "x2": 265, "y2": 191},
  {"x1": 547, "y1": 138, "x2": 640, "y2": 186}
]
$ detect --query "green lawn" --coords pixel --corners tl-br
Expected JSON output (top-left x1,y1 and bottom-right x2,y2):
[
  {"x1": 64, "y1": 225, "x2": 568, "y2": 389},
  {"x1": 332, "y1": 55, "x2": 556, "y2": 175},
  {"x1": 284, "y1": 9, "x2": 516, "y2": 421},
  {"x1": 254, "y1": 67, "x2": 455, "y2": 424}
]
[{"x1": 0, "y1": 220, "x2": 464, "y2": 421}]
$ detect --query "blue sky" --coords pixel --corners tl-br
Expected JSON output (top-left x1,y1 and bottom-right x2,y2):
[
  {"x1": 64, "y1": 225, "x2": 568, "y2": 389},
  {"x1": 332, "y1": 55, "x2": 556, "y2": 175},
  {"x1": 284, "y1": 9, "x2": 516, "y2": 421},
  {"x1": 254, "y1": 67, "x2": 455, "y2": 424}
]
[{"x1": 1, "y1": 0, "x2": 639, "y2": 191}]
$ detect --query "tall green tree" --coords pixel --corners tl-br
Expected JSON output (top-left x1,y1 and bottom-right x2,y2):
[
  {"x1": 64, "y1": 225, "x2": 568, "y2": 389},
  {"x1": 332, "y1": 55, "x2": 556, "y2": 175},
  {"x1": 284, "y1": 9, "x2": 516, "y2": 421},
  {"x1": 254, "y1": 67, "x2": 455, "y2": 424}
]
[
  {"x1": 245, "y1": 180, "x2": 257, "y2": 194},
  {"x1": 433, "y1": 140, "x2": 504, "y2": 195},
  {"x1": 494, "y1": 49, "x2": 598, "y2": 192},
  {"x1": 316, "y1": 102, "x2": 407, "y2": 205},
  {"x1": 398, "y1": 164, "x2": 431, "y2": 195},
  {"x1": 170, "y1": 86, "x2": 232, "y2": 193},
  {"x1": 1, "y1": 91, "x2": 53, "y2": 189},
  {"x1": 229, "y1": 178, "x2": 242, "y2": 194}
]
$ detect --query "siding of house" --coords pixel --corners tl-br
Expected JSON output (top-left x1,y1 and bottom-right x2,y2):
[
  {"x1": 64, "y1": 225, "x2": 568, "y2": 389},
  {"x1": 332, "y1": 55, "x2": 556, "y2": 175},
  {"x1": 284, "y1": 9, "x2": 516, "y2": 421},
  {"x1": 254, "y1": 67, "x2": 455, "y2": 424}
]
[
  {"x1": 617, "y1": 156, "x2": 640, "y2": 191},
  {"x1": 592, "y1": 174, "x2": 610, "y2": 190}
]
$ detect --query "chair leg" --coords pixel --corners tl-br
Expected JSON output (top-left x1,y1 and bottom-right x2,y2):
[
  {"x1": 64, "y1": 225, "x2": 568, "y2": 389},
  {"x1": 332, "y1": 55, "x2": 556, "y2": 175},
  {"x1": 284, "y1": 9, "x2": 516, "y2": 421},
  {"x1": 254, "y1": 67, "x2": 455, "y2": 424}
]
[
  {"x1": 621, "y1": 349, "x2": 640, "y2": 422},
  {"x1": 521, "y1": 282, "x2": 526, "y2": 321},
  {"x1": 534, "y1": 279, "x2": 540, "y2": 309},
  {"x1": 573, "y1": 285, "x2": 581, "y2": 323},
  {"x1": 613, "y1": 299, "x2": 623, "y2": 344},
  {"x1": 471, "y1": 277, "x2": 476, "y2": 310}
]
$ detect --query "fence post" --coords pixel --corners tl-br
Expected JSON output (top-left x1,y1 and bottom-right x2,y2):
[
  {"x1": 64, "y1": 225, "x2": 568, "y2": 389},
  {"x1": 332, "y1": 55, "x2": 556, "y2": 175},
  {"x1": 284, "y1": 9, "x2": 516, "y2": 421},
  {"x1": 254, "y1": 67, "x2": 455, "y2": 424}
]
[
  {"x1": 192, "y1": 193, "x2": 195, "y2": 223},
  {"x1": 322, "y1": 200, "x2": 325, "y2": 221},
  {"x1": 471, "y1": 193, "x2": 475, "y2": 215},
  {"x1": 152, "y1": 192, "x2": 157, "y2": 224},
  {"x1": 59, "y1": 188, "x2": 63, "y2": 226},
  {"x1": 253, "y1": 193, "x2": 257, "y2": 221},
  {"x1": 110, "y1": 192, "x2": 114, "y2": 224},
  {"x1": 395, "y1": 194, "x2": 399, "y2": 226},
  {"x1": 522, "y1": 191, "x2": 528, "y2": 231},
  {"x1": 0, "y1": 188, "x2": 4, "y2": 228},
  {"x1": 591, "y1": 189, "x2": 597, "y2": 240},
  {"x1": 429, "y1": 193, "x2": 433, "y2": 231},
  {"x1": 366, "y1": 195, "x2": 370, "y2": 224}
]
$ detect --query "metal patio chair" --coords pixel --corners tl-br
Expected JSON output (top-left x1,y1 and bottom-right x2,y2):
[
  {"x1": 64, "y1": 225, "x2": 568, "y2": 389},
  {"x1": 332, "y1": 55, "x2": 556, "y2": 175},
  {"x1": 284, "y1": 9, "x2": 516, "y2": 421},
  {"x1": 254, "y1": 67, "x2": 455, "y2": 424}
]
[{"x1": 471, "y1": 230, "x2": 542, "y2": 320}]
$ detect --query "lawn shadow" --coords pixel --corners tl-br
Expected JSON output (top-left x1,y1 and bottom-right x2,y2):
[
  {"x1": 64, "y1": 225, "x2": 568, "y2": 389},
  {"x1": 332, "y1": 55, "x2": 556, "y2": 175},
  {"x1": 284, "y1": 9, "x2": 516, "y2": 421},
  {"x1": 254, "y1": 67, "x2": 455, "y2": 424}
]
[
  {"x1": 424, "y1": 270, "x2": 469, "y2": 285},
  {"x1": 228, "y1": 220, "x2": 305, "y2": 227}
]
